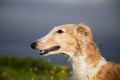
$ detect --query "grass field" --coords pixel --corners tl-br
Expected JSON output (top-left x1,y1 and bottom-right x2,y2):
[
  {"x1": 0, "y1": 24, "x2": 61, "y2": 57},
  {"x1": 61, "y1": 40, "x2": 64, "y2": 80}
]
[{"x1": 0, "y1": 56, "x2": 70, "y2": 80}]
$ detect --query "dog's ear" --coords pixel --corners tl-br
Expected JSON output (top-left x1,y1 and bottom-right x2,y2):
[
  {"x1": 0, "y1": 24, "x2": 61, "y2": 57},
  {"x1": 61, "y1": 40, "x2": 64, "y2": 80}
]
[
  {"x1": 75, "y1": 23, "x2": 93, "y2": 42},
  {"x1": 76, "y1": 24, "x2": 88, "y2": 36}
]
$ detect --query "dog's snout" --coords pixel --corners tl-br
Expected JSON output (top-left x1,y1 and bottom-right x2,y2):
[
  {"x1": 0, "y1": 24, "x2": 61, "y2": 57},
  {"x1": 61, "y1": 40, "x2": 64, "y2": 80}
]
[{"x1": 31, "y1": 42, "x2": 37, "y2": 49}]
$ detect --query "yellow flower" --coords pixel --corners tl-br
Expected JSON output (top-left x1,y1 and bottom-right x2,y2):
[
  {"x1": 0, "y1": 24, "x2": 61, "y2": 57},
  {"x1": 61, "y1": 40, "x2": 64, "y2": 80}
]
[
  {"x1": 52, "y1": 66, "x2": 57, "y2": 70},
  {"x1": 34, "y1": 67, "x2": 38, "y2": 71},
  {"x1": 50, "y1": 76, "x2": 54, "y2": 80},
  {"x1": 60, "y1": 70, "x2": 66, "y2": 75},
  {"x1": 50, "y1": 70, "x2": 55, "y2": 74},
  {"x1": 61, "y1": 70, "x2": 65, "y2": 73},
  {"x1": 2, "y1": 71, "x2": 7, "y2": 77},
  {"x1": 93, "y1": 75, "x2": 97, "y2": 80},
  {"x1": 31, "y1": 77, "x2": 35, "y2": 80},
  {"x1": 29, "y1": 67, "x2": 33, "y2": 72}
]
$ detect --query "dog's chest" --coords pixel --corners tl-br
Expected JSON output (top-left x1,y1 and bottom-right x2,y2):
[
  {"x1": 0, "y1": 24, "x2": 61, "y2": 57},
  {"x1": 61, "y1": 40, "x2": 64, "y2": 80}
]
[
  {"x1": 70, "y1": 57, "x2": 96, "y2": 80},
  {"x1": 70, "y1": 56, "x2": 107, "y2": 80}
]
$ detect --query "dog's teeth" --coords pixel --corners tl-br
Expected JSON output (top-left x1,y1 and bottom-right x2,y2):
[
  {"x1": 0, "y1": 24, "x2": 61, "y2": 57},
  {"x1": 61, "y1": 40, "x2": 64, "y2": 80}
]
[{"x1": 40, "y1": 50, "x2": 44, "y2": 53}]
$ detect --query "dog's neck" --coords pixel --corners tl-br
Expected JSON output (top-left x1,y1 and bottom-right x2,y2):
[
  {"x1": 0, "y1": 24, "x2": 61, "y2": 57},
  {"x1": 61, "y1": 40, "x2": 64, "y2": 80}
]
[
  {"x1": 69, "y1": 42, "x2": 107, "y2": 80},
  {"x1": 70, "y1": 56, "x2": 107, "y2": 80}
]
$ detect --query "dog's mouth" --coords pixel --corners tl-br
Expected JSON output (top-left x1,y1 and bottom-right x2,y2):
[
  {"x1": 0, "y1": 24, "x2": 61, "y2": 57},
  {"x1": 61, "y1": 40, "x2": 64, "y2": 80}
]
[{"x1": 39, "y1": 46, "x2": 60, "y2": 55}]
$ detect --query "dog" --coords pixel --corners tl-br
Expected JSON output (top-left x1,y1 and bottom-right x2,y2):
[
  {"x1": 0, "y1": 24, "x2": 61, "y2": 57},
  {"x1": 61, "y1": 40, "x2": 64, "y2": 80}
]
[{"x1": 31, "y1": 23, "x2": 120, "y2": 80}]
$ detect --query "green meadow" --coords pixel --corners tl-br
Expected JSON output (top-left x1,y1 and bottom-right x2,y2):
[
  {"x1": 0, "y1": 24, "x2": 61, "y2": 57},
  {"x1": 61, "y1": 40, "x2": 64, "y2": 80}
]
[{"x1": 0, "y1": 56, "x2": 70, "y2": 80}]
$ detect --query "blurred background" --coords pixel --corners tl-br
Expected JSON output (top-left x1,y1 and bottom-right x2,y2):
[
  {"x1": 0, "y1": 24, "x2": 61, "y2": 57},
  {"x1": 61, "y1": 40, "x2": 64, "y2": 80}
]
[{"x1": 0, "y1": 0, "x2": 120, "y2": 65}]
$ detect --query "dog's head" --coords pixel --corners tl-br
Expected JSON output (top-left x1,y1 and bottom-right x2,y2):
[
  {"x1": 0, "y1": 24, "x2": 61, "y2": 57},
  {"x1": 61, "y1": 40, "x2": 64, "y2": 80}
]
[{"x1": 31, "y1": 23, "x2": 93, "y2": 57}]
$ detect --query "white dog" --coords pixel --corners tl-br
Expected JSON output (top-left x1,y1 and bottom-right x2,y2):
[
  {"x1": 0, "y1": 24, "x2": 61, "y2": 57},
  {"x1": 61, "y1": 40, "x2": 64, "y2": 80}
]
[{"x1": 31, "y1": 23, "x2": 120, "y2": 80}]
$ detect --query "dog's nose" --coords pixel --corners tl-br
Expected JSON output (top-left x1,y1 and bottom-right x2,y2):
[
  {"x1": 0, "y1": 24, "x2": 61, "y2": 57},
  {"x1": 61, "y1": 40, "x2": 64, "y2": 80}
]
[{"x1": 31, "y1": 42, "x2": 37, "y2": 49}]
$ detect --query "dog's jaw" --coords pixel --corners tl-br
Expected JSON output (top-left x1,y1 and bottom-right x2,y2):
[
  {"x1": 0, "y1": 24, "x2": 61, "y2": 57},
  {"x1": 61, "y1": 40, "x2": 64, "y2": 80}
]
[{"x1": 39, "y1": 46, "x2": 60, "y2": 55}]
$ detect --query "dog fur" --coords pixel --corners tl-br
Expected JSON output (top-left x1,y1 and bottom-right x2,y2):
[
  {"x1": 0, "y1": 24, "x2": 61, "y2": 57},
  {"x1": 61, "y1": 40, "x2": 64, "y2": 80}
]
[{"x1": 31, "y1": 23, "x2": 120, "y2": 80}]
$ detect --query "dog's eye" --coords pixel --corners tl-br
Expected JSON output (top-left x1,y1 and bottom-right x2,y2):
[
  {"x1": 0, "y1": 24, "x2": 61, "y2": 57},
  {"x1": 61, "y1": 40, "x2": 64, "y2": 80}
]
[{"x1": 57, "y1": 29, "x2": 64, "y2": 34}]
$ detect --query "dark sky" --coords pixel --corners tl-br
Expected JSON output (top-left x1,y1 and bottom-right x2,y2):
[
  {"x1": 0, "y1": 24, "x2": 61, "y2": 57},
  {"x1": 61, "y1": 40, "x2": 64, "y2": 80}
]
[{"x1": 0, "y1": 0, "x2": 120, "y2": 65}]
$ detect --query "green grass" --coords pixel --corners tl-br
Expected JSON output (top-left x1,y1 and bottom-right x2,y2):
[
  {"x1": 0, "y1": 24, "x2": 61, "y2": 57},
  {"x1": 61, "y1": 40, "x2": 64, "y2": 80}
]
[{"x1": 0, "y1": 56, "x2": 70, "y2": 80}]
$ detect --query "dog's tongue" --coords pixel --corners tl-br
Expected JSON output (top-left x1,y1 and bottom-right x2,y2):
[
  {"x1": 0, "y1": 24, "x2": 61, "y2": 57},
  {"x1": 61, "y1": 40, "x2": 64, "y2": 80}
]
[
  {"x1": 39, "y1": 50, "x2": 48, "y2": 55},
  {"x1": 47, "y1": 46, "x2": 60, "y2": 51}
]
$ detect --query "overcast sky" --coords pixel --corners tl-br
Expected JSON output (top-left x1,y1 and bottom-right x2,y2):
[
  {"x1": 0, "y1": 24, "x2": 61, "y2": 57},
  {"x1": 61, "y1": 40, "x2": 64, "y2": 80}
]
[{"x1": 0, "y1": 0, "x2": 120, "y2": 65}]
